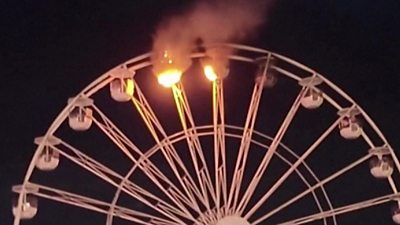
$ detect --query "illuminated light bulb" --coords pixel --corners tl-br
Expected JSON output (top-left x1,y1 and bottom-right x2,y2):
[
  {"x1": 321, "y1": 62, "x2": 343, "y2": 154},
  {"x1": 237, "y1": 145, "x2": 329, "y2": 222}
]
[
  {"x1": 157, "y1": 69, "x2": 182, "y2": 87},
  {"x1": 125, "y1": 78, "x2": 134, "y2": 96},
  {"x1": 204, "y1": 65, "x2": 218, "y2": 81}
]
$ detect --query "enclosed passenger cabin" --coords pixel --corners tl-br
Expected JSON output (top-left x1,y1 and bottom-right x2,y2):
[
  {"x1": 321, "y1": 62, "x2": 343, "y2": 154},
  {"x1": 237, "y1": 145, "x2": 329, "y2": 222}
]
[
  {"x1": 337, "y1": 108, "x2": 362, "y2": 140},
  {"x1": 254, "y1": 56, "x2": 278, "y2": 88},
  {"x1": 68, "y1": 97, "x2": 94, "y2": 131},
  {"x1": 109, "y1": 67, "x2": 135, "y2": 102},
  {"x1": 35, "y1": 149, "x2": 59, "y2": 171},
  {"x1": 12, "y1": 195, "x2": 38, "y2": 220},
  {"x1": 368, "y1": 146, "x2": 394, "y2": 179},
  {"x1": 300, "y1": 89, "x2": 323, "y2": 109},
  {"x1": 369, "y1": 156, "x2": 393, "y2": 178},
  {"x1": 34, "y1": 136, "x2": 61, "y2": 171},
  {"x1": 338, "y1": 117, "x2": 362, "y2": 139},
  {"x1": 255, "y1": 72, "x2": 277, "y2": 88},
  {"x1": 299, "y1": 76, "x2": 324, "y2": 109},
  {"x1": 393, "y1": 207, "x2": 400, "y2": 224},
  {"x1": 201, "y1": 54, "x2": 230, "y2": 81}
]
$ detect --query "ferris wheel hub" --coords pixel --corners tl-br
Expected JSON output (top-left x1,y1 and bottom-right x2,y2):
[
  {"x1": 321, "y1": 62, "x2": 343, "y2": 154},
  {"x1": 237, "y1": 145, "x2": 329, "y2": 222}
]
[{"x1": 215, "y1": 215, "x2": 249, "y2": 225}]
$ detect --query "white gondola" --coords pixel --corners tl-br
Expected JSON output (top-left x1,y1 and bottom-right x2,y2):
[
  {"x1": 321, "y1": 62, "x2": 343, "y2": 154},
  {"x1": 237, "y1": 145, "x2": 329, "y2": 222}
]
[
  {"x1": 201, "y1": 56, "x2": 230, "y2": 81},
  {"x1": 261, "y1": 73, "x2": 277, "y2": 88},
  {"x1": 393, "y1": 207, "x2": 400, "y2": 224},
  {"x1": 299, "y1": 76, "x2": 324, "y2": 109},
  {"x1": 109, "y1": 67, "x2": 135, "y2": 102},
  {"x1": 255, "y1": 69, "x2": 277, "y2": 88},
  {"x1": 68, "y1": 107, "x2": 93, "y2": 131},
  {"x1": 12, "y1": 195, "x2": 38, "y2": 220},
  {"x1": 339, "y1": 117, "x2": 362, "y2": 139},
  {"x1": 369, "y1": 156, "x2": 393, "y2": 178},
  {"x1": 337, "y1": 108, "x2": 362, "y2": 139},
  {"x1": 35, "y1": 148, "x2": 59, "y2": 171},
  {"x1": 68, "y1": 97, "x2": 93, "y2": 131},
  {"x1": 301, "y1": 89, "x2": 323, "y2": 109},
  {"x1": 34, "y1": 136, "x2": 61, "y2": 171},
  {"x1": 254, "y1": 56, "x2": 277, "y2": 88}
]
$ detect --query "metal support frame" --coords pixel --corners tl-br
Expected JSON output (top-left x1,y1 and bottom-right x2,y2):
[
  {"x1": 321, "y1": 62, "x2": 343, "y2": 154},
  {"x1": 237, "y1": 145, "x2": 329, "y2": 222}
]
[
  {"x1": 13, "y1": 44, "x2": 400, "y2": 225},
  {"x1": 227, "y1": 56, "x2": 272, "y2": 212},
  {"x1": 13, "y1": 182, "x2": 175, "y2": 225},
  {"x1": 172, "y1": 84, "x2": 217, "y2": 211}
]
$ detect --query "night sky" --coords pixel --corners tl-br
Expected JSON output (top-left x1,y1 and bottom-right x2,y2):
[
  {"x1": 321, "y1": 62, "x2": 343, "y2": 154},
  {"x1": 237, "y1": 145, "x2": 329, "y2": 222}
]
[{"x1": 1, "y1": 0, "x2": 400, "y2": 224}]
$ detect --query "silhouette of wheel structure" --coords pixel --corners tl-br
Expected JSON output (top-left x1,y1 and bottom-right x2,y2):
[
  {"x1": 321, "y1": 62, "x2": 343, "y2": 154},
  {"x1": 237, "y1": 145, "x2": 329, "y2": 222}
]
[{"x1": 12, "y1": 44, "x2": 400, "y2": 225}]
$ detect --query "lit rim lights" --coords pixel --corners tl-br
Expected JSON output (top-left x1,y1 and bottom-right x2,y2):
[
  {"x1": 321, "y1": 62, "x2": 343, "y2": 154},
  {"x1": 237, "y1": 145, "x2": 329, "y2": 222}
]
[
  {"x1": 157, "y1": 69, "x2": 182, "y2": 87},
  {"x1": 203, "y1": 65, "x2": 218, "y2": 81}
]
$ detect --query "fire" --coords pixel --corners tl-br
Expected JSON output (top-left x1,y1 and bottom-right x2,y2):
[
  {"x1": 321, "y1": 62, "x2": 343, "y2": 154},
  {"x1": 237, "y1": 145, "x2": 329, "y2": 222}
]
[
  {"x1": 157, "y1": 69, "x2": 182, "y2": 87},
  {"x1": 152, "y1": 50, "x2": 188, "y2": 88},
  {"x1": 125, "y1": 78, "x2": 134, "y2": 96},
  {"x1": 203, "y1": 65, "x2": 218, "y2": 81}
]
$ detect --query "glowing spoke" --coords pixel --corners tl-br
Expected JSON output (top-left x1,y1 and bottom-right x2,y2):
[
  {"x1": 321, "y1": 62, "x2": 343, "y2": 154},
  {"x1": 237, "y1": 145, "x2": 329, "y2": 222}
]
[
  {"x1": 252, "y1": 154, "x2": 372, "y2": 225},
  {"x1": 14, "y1": 182, "x2": 175, "y2": 225},
  {"x1": 131, "y1": 83, "x2": 206, "y2": 213},
  {"x1": 172, "y1": 83, "x2": 217, "y2": 210},
  {"x1": 212, "y1": 79, "x2": 227, "y2": 215},
  {"x1": 237, "y1": 86, "x2": 306, "y2": 214},
  {"x1": 271, "y1": 193, "x2": 400, "y2": 225}
]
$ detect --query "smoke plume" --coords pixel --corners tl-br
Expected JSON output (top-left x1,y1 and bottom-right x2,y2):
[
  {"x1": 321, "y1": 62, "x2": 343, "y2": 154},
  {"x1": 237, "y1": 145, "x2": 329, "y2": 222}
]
[{"x1": 152, "y1": 0, "x2": 272, "y2": 74}]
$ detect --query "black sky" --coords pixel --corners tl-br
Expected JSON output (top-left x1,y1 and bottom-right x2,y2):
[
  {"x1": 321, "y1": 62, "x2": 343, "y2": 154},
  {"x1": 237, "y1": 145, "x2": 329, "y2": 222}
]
[{"x1": 1, "y1": 0, "x2": 400, "y2": 224}]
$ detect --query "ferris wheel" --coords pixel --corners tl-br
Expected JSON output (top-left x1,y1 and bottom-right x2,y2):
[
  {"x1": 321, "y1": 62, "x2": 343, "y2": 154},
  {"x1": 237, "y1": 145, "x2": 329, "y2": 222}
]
[{"x1": 12, "y1": 43, "x2": 400, "y2": 225}]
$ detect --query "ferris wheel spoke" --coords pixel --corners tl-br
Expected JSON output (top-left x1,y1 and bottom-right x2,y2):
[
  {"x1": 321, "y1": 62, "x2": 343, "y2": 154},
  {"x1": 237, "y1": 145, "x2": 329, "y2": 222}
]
[
  {"x1": 245, "y1": 111, "x2": 350, "y2": 219},
  {"x1": 387, "y1": 145, "x2": 400, "y2": 179},
  {"x1": 212, "y1": 79, "x2": 227, "y2": 214},
  {"x1": 91, "y1": 105, "x2": 200, "y2": 217},
  {"x1": 171, "y1": 83, "x2": 217, "y2": 210},
  {"x1": 53, "y1": 139, "x2": 194, "y2": 223},
  {"x1": 361, "y1": 132, "x2": 375, "y2": 149},
  {"x1": 251, "y1": 153, "x2": 372, "y2": 225},
  {"x1": 227, "y1": 57, "x2": 272, "y2": 212},
  {"x1": 14, "y1": 182, "x2": 177, "y2": 225},
  {"x1": 237, "y1": 86, "x2": 307, "y2": 214},
  {"x1": 131, "y1": 83, "x2": 207, "y2": 212},
  {"x1": 268, "y1": 192, "x2": 400, "y2": 225},
  {"x1": 388, "y1": 176, "x2": 399, "y2": 195}
]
